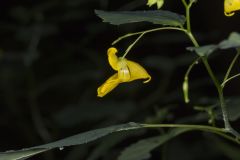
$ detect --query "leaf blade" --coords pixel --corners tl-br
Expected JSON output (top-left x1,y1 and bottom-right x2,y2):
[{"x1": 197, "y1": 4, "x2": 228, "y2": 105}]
[
  {"x1": 219, "y1": 32, "x2": 240, "y2": 49},
  {"x1": 0, "y1": 122, "x2": 142, "y2": 160},
  {"x1": 118, "y1": 128, "x2": 192, "y2": 160},
  {"x1": 95, "y1": 10, "x2": 185, "y2": 26},
  {"x1": 187, "y1": 45, "x2": 218, "y2": 57}
]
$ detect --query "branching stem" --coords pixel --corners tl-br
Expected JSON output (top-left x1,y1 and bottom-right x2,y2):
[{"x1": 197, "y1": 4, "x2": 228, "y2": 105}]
[
  {"x1": 141, "y1": 123, "x2": 239, "y2": 144},
  {"x1": 181, "y1": 0, "x2": 240, "y2": 137}
]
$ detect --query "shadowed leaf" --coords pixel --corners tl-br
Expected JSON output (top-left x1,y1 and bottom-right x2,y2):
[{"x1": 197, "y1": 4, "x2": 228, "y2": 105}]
[
  {"x1": 0, "y1": 123, "x2": 143, "y2": 160},
  {"x1": 95, "y1": 10, "x2": 185, "y2": 26},
  {"x1": 219, "y1": 32, "x2": 240, "y2": 49},
  {"x1": 187, "y1": 45, "x2": 218, "y2": 57},
  {"x1": 118, "y1": 128, "x2": 192, "y2": 160}
]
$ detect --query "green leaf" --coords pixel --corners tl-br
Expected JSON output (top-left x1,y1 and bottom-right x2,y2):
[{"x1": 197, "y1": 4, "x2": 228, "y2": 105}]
[
  {"x1": 187, "y1": 45, "x2": 218, "y2": 57},
  {"x1": 0, "y1": 122, "x2": 142, "y2": 160},
  {"x1": 95, "y1": 10, "x2": 185, "y2": 26},
  {"x1": 219, "y1": 32, "x2": 240, "y2": 49},
  {"x1": 188, "y1": 32, "x2": 240, "y2": 57},
  {"x1": 0, "y1": 149, "x2": 47, "y2": 160},
  {"x1": 118, "y1": 128, "x2": 192, "y2": 160}
]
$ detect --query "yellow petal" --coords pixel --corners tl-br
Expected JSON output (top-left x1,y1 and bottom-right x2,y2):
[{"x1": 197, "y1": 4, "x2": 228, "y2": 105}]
[
  {"x1": 126, "y1": 60, "x2": 151, "y2": 83},
  {"x1": 117, "y1": 58, "x2": 131, "y2": 82},
  {"x1": 97, "y1": 73, "x2": 120, "y2": 97},
  {"x1": 224, "y1": 0, "x2": 240, "y2": 16},
  {"x1": 147, "y1": 0, "x2": 157, "y2": 7},
  {"x1": 156, "y1": 0, "x2": 164, "y2": 9},
  {"x1": 147, "y1": 0, "x2": 164, "y2": 9},
  {"x1": 107, "y1": 47, "x2": 118, "y2": 71}
]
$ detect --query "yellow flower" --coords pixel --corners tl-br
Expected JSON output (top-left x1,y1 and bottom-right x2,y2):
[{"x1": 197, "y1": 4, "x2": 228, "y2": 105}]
[
  {"x1": 97, "y1": 47, "x2": 151, "y2": 97},
  {"x1": 147, "y1": 0, "x2": 164, "y2": 9},
  {"x1": 224, "y1": 0, "x2": 240, "y2": 16}
]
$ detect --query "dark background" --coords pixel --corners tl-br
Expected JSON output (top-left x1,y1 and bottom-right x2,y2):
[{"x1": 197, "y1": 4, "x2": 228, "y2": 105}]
[{"x1": 0, "y1": 0, "x2": 240, "y2": 160}]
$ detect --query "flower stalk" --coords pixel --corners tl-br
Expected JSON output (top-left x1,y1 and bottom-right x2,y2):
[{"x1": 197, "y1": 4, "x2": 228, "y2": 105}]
[{"x1": 182, "y1": 0, "x2": 240, "y2": 137}]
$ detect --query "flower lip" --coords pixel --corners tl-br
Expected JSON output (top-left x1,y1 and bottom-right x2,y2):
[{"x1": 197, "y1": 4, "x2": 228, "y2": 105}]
[
  {"x1": 97, "y1": 47, "x2": 151, "y2": 97},
  {"x1": 108, "y1": 47, "x2": 118, "y2": 71},
  {"x1": 224, "y1": 0, "x2": 240, "y2": 16},
  {"x1": 97, "y1": 73, "x2": 120, "y2": 97}
]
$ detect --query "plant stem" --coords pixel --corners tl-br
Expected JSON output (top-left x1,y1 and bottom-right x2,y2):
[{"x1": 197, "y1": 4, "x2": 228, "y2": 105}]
[
  {"x1": 122, "y1": 32, "x2": 145, "y2": 58},
  {"x1": 181, "y1": 0, "x2": 188, "y2": 8},
  {"x1": 115, "y1": 27, "x2": 186, "y2": 58},
  {"x1": 186, "y1": 26, "x2": 240, "y2": 138},
  {"x1": 182, "y1": 1, "x2": 240, "y2": 137},
  {"x1": 186, "y1": 3, "x2": 191, "y2": 32},
  {"x1": 221, "y1": 73, "x2": 240, "y2": 87},
  {"x1": 141, "y1": 123, "x2": 239, "y2": 144},
  {"x1": 181, "y1": 0, "x2": 195, "y2": 32},
  {"x1": 222, "y1": 49, "x2": 240, "y2": 88},
  {"x1": 112, "y1": 27, "x2": 185, "y2": 45}
]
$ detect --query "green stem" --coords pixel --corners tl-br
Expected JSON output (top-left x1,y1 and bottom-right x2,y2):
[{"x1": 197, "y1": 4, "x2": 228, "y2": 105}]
[
  {"x1": 186, "y1": 4, "x2": 191, "y2": 32},
  {"x1": 181, "y1": 0, "x2": 188, "y2": 8},
  {"x1": 141, "y1": 123, "x2": 239, "y2": 144},
  {"x1": 221, "y1": 73, "x2": 240, "y2": 87},
  {"x1": 186, "y1": 31, "x2": 199, "y2": 47},
  {"x1": 122, "y1": 32, "x2": 145, "y2": 58},
  {"x1": 112, "y1": 27, "x2": 185, "y2": 45},
  {"x1": 182, "y1": 0, "x2": 240, "y2": 137},
  {"x1": 181, "y1": 0, "x2": 195, "y2": 32},
  {"x1": 187, "y1": 32, "x2": 240, "y2": 137},
  {"x1": 222, "y1": 49, "x2": 240, "y2": 87}
]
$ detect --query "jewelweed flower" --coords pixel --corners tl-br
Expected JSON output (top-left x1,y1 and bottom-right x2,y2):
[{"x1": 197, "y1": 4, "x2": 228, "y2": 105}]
[
  {"x1": 97, "y1": 47, "x2": 151, "y2": 97},
  {"x1": 224, "y1": 0, "x2": 240, "y2": 16},
  {"x1": 147, "y1": 0, "x2": 164, "y2": 9}
]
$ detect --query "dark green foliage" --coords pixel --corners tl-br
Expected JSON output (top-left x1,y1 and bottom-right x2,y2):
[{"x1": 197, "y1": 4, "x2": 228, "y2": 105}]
[
  {"x1": 95, "y1": 10, "x2": 185, "y2": 26},
  {"x1": 0, "y1": 0, "x2": 240, "y2": 160}
]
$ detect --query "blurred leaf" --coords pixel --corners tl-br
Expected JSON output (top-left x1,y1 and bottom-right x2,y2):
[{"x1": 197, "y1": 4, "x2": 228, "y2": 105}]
[
  {"x1": 219, "y1": 32, "x2": 240, "y2": 49},
  {"x1": 86, "y1": 131, "x2": 145, "y2": 160},
  {"x1": 215, "y1": 97, "x2": 240, "y2": 121},
  {"x1": 187, "y1": 45, "x2": 218, "y2": 57},
  {"x1": 143, "y1": 55, "x2": 175, "y2": 71},
  {"x1": 10, "y1": 6, "x2": 31, "y2": 24},
  {"x1": 95, "y1": 10, "x2": 185, "y2": 26},
  {"x1": 197, "y1": 96, "x2": 240, "y2": 122},
  {"x1": 118, "y1": 128, "x2": 192, "y2": 160},
  {"x1": 0, "y1": 123, "x2": 142, "y2": 160},
  {"x1": 145, "y1": 107, "x2": 170, "y2": 124},
  {"x1": 35, "y1": 70, "x2": 100, "y2": 96},
  {"x1": 53, "y1": 101, "x2": 136, "y2": 127},
  {"x1": 188, "y1": 32, "x2": 240, "y2": 56},
  {"x1": 210, "y1": 136, "x2": 240, "y2": 160},
  {"x1": 16, "y1": 24, "x2": 58, "y2": 42}
]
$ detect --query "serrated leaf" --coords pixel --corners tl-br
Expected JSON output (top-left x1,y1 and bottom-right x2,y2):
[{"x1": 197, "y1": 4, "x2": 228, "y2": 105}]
[
  {"x1": 118, "y1": 128, "x2": 192, "y2": 160},
  {"x1": 95, "y1": 10, "x2": 185, "y2": 26},
  {"x1": 0, "y1": 122, "x2": 142, "y2": 160},
  {"x1": 187, "y1": 45, "x2": 218, "y2": 57},
  {"x1": 188, "y1": 32, "x2": 240, "y2": 57},
  {"x1": 219, "y1": 32, "x2": 240, "y2": 49}
]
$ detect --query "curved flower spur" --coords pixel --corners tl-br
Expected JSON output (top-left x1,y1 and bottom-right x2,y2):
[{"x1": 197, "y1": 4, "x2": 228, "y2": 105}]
[{"x1": 97, "y1": 47, "x2": 151, "y2": 97}]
